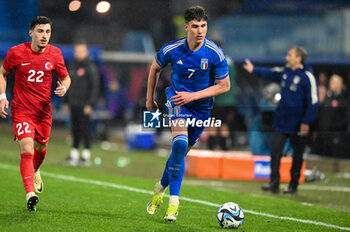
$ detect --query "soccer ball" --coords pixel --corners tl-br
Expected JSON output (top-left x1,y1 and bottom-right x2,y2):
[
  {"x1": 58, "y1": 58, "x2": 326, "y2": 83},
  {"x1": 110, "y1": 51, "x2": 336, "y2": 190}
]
[{"x1": 216, "y1": 202, "x2": 244, "y2": 229}]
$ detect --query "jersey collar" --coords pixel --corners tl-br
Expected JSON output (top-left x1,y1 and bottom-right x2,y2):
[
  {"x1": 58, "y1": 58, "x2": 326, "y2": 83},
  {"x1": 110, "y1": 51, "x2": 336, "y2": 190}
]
[{"x1": 185, "y1": 37, "x2": 206, "y2": 53}]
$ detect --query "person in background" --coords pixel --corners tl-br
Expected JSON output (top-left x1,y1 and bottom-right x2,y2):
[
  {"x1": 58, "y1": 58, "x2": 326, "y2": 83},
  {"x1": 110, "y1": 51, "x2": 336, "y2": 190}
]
[
  {"x1": 310, "y1": 84, "x2": 327, "y2": 155},
  {"x1": 244, "y1": 46, "x2": 319, "y2": 194},
  {"x1": 65, "y1": 41, "x2": 100, "y2": 166},
  {"x1": 317, "y1": 74, "x2": 349, "y2": 158},
  {"x1": 318, "y1": 72, "x2": 328, "y2": 86}
]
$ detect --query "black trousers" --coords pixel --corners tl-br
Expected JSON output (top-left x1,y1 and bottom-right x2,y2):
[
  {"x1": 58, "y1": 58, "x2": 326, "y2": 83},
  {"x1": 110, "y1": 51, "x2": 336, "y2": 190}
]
[
  {"x1": 70, "y1": 106, "x2": 91, "y2": 149},
  {"x1": 270, "y1": 131, "x2": 305, "y2": 187}
]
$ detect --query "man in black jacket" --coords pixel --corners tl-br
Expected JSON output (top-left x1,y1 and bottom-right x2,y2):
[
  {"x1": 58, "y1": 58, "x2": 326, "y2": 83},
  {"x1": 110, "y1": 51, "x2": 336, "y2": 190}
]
[{"x1": 65, "y1": 41, "x2": 100, "y2": 166}]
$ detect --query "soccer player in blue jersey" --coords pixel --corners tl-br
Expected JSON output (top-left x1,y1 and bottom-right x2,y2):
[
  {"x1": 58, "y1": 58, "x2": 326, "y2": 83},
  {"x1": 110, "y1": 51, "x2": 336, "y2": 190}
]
[{"x1": 145, "y1": 6, "x2": 230, "y2": 222}]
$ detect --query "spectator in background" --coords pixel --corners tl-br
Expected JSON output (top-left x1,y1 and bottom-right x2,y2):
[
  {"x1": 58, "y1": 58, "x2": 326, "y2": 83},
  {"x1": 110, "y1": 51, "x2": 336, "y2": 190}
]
[
  {"x1": 310, "y1": 84, "x2": 328, "y2": 155},
  {"x1": 318, "y1": 72, "x2": 328, "y2": 86},
  {"x1": 244, "y1": 46, "x2": 319, "y2": 194},
  {"x1": 65, "y1": 41, "x2": 100, "y2": 166},
  {"x1": 324, "y1": 75, "x2": 347, "y2": 132},
  {"x1": 318, "y1": 84, "x2": 328, "y2": 104},
  {"x1": 106, "y1": 77, "x2": 127, "y2": 121},
  {"x1": 316, "y1": 74, "x2": 349, "y2": 158}
]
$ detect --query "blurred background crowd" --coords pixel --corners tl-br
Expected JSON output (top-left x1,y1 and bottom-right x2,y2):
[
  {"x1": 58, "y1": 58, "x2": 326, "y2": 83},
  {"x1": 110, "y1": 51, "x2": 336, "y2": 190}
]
[{"x1": 1, "y1": 0, "x2": 350, "y2": 159}]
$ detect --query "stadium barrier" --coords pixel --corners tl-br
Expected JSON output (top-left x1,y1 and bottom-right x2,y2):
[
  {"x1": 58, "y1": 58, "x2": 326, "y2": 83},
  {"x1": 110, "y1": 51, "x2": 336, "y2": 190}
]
[{"x1": 185, "y1": 150, "x2": 305, "y2": 183}]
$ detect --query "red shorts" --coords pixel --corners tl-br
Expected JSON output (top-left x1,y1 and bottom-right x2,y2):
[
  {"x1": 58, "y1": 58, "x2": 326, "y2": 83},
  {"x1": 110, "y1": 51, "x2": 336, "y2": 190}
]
[{"x1": 12, "y1": 114, "x2": 52, "y2": 144}]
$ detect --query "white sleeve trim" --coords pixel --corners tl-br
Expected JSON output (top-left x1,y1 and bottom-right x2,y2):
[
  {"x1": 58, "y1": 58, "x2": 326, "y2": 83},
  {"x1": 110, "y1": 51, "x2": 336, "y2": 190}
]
[
  {"x1": 271, "y1": 67, "x2": 284, "y2": 72},
  {"x1": 305, "y1": 71, "x2": 318, "y2": 104}
]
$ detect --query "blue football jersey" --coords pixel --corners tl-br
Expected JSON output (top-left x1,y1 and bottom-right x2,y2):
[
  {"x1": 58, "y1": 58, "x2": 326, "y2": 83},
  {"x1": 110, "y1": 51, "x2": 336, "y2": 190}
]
[{"x1": 155, "y1": 37, "x2": 229, "y2": 109}]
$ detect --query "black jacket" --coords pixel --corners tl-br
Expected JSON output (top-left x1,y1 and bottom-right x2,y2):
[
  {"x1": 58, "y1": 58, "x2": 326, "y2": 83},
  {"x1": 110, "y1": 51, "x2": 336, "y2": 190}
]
[
  {"x1": 65, "y1": 57, "x2": 100, "y2": 107},
  {"x1": 319, "y1": 90, "x2": 348, "y2": 132}
]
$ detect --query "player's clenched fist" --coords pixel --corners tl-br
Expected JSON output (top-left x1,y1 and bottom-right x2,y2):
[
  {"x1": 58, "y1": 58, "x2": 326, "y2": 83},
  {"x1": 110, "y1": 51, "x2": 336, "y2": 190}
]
[
  {"x1": 0, "y1": 99, "x2": 9, "y2": 118},
  {"x1": 54, "y1": 81, "x2": 67, "y2": 96}
]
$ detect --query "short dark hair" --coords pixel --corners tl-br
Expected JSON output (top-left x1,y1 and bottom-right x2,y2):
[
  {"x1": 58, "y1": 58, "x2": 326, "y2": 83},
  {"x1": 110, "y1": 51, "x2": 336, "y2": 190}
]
[
  {"x1": 30, "y1": 16, "x2": 52, "y2": 30},
  {"x1": 293, "y1": 46, "x2": 307, "y2": 63},
  {"x1": 184, "y1": 6, "x2": 207, "y2": 23}
]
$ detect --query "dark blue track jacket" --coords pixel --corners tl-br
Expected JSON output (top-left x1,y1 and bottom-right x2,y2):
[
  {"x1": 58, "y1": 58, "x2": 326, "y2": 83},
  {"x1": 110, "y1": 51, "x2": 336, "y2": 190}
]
[{"x1": 253, "y1": 65, "x2": 319, "y2": 134}]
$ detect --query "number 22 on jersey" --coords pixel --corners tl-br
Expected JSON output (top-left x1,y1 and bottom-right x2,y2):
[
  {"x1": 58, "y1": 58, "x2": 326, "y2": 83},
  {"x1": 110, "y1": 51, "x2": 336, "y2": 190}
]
[
  {"x1": 16, "y1": 122, "x2": 31, "y2": 135},
  {"x1": 28, "y1": 70, "x2": 44, "y2": 83}
]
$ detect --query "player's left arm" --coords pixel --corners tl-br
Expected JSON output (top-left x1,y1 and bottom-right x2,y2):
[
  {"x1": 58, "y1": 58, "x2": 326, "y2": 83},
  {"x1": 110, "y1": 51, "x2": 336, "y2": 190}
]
[
  {"x1": 54, "y1": 49, "x2": 71, "y2": 97},
  {"x1": 300, "y1": 71, "x2": 319, "y2": 136},
  {"x1": 54, "y1": 75, "x2": 71, "y2": 97},
  {"x1": 171, "y1": 75, "x2": 230, "y2": 106}
]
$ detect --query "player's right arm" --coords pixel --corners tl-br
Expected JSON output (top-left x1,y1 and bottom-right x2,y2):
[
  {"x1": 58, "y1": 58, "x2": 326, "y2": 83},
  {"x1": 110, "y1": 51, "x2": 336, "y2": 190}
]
[
  {"x1": 146, "y1": 60, "x2": 162, "y2": 111},
  {"x1": 0, "y1": 65, "x2": 10, "y2": 118},
  {"x1": 244, "y1": 59, "x2": 283, "y2": 82},
  {"x1": 146, "y1": 41, "x2": 172, "y2": 111}
]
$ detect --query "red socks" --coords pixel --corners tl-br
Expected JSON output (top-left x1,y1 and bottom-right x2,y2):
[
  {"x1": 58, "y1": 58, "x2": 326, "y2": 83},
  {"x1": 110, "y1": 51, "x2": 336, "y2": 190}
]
[
  {"x1": 20, "y1": 149, "x2": 47, "y2": 194},
  {"x1": 20, "y1": 153, "x2": 34, "y2": 194},
  {"x1": 33, "y1": 148, "x2": 47, "y2": 170}
]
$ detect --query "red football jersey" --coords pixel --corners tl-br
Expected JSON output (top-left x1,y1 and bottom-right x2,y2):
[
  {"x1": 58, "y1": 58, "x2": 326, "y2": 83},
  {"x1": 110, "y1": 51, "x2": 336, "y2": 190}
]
[{"x1": 2, "y1": 42, "x2": 68, "y2": 119}]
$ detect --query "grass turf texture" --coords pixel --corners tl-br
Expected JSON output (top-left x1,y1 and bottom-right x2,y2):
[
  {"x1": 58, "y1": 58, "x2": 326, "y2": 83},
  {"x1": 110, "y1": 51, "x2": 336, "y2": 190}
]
[{"x1": 0, "y1": 124, "x2": 349, "y2": 231}]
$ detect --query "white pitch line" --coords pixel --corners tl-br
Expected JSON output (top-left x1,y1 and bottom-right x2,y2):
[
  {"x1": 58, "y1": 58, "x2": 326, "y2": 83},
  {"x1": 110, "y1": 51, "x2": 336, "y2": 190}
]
[
  {"x1": 1, "y1": 163, "x2": 350, "y2": 231},
  {"x1": 183, "y1": 179, "x2": 350, "y2": 193},
  {"x1": 300, "y1": 185, "x2": 350, "y2": 193}
]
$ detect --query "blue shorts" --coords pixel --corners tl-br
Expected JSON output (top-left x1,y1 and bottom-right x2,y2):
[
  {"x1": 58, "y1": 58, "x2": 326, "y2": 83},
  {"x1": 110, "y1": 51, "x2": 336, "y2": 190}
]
[{"x1": 165, "y1": 87, "x2": 211, "y2": 145}]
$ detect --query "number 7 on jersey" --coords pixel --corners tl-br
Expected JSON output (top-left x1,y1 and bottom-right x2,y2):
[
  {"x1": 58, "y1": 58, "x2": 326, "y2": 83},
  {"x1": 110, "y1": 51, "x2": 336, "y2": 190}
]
[{"x1": 188, "y1": 69, "x2": 195, "y2": 78}]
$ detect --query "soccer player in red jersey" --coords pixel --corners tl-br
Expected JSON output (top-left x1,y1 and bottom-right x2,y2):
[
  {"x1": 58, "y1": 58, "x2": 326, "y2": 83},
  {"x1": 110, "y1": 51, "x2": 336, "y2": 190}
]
[{"x1": 0, "y1": 16, "x2": 71, "y2": 211}]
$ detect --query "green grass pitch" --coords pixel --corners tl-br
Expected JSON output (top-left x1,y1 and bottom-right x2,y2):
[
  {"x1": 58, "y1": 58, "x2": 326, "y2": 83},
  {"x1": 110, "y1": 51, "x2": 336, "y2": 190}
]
[{"x1": 0, "y1": 124, "x2": 349, "y2": 231}]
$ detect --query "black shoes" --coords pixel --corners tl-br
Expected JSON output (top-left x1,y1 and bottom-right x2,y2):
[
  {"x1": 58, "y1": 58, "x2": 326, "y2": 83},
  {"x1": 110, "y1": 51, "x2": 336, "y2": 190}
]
[
  {"x1": 261, "y1": 183, "x2": 280, "y2": 193},
  {"x1": 283, "y1": 185, "x2": 298, "y2": 194},
  {"x1": 262, "y1": 182, "x2": 298, "y2": 194}
]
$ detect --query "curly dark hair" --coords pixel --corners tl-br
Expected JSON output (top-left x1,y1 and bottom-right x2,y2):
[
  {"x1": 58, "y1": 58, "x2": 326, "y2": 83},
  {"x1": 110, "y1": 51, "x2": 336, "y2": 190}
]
[{"x1": 184, "y1": 6, "x2": 207, "y2": 23}]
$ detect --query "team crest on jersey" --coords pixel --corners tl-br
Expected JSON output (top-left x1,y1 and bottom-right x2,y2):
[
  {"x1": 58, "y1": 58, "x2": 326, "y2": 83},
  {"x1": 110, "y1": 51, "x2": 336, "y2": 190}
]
[
  {"x1": 293, "y1": 76, "x2": 301, "y2": 84},
  {"x1": 200, "y1": 58, "x2": 208, "y2": 70},
  {"x1": 45, "y1": 62, "x2": 53, "y2": 70}
]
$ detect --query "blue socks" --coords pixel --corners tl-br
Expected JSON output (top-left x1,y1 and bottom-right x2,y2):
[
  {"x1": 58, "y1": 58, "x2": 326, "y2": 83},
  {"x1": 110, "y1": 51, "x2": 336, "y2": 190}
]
[
  {"x1": 160, "y1": 159, "x2": 170, "y2": 187},
  {"x1": 160, "y1": 134, "x2": 188, "y2": 196}
]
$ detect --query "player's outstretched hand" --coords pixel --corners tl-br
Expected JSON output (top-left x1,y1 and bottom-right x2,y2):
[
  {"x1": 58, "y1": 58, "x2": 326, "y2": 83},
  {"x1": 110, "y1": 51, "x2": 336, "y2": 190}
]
[
  {"x1": 54, "y1": 81, "x2": 67, "y2": 97},
  {"x1": 0, "y1": 99, "x2": 9, "y2": 118},
  {"x1": 243, "y1": 59, "x2": 254, "y2": 74},
  {"x1": 171, "y1": 91, "x2": 195, "y2": 106}
]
